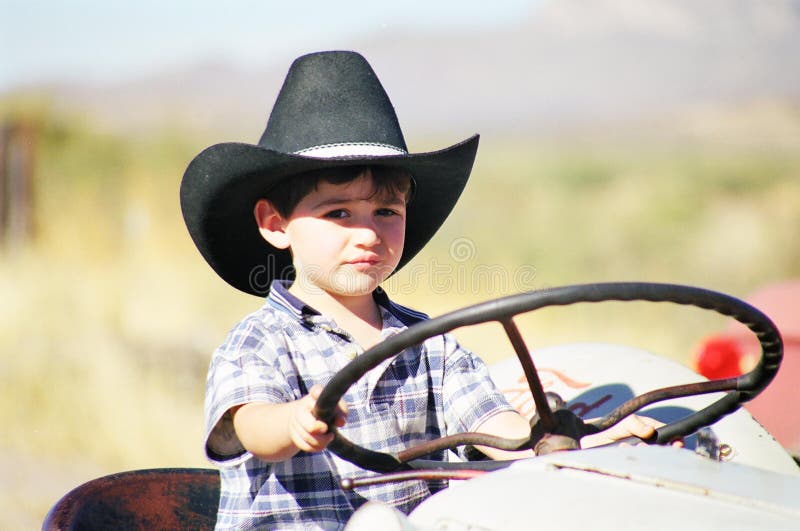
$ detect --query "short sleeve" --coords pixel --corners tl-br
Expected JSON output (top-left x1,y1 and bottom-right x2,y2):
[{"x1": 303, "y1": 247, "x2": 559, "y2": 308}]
[
  {"x1": 203, "y1": 318, "x2": 296, "y2": 466},
  {"x1": 441, "y1": 334, "x2": 515, "y2": 436}
]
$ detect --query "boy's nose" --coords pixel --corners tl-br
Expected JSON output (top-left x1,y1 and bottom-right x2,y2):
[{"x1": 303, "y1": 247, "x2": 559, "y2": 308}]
[{"x1": 351, "y1": 223, "x2": 381, "y2": 247}]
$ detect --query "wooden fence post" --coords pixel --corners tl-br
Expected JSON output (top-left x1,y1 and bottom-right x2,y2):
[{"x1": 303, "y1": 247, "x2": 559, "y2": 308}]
[{"x1": 0, "y1": 119, "x2": 37, "y2": 252}]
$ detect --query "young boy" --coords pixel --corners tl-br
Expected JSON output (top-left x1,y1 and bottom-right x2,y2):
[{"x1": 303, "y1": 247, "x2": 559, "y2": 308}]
[{"x1": 181, "y1": 51, "x2": 658, "y2": 529}]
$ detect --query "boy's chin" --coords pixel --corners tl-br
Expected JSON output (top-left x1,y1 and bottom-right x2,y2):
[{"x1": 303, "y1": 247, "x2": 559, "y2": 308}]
[{"x1": 326, "y1": 269, "x2": 393, "y2": 297}]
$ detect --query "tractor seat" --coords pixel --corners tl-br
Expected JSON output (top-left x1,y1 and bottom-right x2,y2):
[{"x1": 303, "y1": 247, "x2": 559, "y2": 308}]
[{"x1": 42, "y1": 468, "x2": 219, "y2": 530}]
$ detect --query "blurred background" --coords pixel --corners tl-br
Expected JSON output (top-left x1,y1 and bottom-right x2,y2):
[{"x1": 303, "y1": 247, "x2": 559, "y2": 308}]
[{"x1": 2, "y1": 0, "x2": 799, "y2": 527}]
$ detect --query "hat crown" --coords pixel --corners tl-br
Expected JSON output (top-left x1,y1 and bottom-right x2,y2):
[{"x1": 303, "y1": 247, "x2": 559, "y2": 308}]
[{"x1": 258, "y1": 51, "x2": 408, "y2": 154}]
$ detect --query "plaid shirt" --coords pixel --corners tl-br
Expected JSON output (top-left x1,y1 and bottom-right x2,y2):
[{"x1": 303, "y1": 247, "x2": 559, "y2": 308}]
[{"x1": 204, "y1": 280, "x2": 514, "y2": 530}]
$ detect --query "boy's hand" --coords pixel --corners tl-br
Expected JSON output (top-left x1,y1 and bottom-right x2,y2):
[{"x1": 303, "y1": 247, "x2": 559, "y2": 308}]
[
  {"x1": 580, "y1": 414, "x2": 684, "y2": 449},
  {"x1": 288, "y1": 384, "x2": 348, "y2": 453}
]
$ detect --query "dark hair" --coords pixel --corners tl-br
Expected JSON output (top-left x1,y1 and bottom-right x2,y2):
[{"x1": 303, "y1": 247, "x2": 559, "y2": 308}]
[{"x1": 264, "y1": 165, "x2": 414, "y2": 217}]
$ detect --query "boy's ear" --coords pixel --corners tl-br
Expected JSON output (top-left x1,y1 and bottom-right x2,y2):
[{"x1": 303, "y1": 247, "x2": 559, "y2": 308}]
[{"x1": 254, "y1": 199, "x2": 290, "y2": 249}]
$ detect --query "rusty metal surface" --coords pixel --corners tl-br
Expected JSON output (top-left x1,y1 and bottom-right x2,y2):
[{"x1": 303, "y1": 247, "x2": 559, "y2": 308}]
[
  {"x1": 341, "y1": 469, "x2": 487, "y2": 490},
  {"x1": 42, "y1": 468, "x2": 219, "y2": 530},
  {"x1": 591, "y1": 377, "x2": 740, "y2": 430},
  {"x1": 396, "y1": 432, "x2": 529, "y2": 464}
]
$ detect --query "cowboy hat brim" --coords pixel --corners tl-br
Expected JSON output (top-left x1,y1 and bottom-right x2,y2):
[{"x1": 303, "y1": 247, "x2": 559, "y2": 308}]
[{"x1": 180, "y1": 134, "x2": 479, "y2": 296}]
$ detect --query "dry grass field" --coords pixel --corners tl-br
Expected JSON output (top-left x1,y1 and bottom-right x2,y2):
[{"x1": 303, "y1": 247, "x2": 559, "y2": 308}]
[{"x1": 2, "y1": 104, "x2": 799, "y2": 528}]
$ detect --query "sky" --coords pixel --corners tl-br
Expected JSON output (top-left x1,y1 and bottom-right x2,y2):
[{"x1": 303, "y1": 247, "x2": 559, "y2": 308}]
[{"x1": 0, "y1": 0, "x2": 536, "y2": 91}]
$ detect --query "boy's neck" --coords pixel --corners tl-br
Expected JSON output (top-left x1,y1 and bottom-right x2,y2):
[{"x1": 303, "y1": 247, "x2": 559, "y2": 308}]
[{"x1": 288, "y1": 282, "x2": 383, "y2": 335}]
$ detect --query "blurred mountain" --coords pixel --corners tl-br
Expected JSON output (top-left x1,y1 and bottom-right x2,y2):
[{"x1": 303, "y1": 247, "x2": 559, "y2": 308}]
[{"x1": 9, "y1": 0, "x2": 800, "y2": 141}]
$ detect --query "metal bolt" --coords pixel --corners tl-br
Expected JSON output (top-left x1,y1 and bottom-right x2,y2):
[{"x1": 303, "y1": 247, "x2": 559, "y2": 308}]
[{"x1": 719, "y1": 444, "x2": 733, "y2": 460}]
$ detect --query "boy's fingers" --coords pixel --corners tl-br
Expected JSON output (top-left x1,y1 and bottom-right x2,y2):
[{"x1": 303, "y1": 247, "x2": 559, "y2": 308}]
[
  {"x1": 294, "y1": 430, "x2": 332, "y2": 452},
  {"x1": 624, "y1": 415, "x2": 657, "y2": 439},
  {"x1": 622, "y1": 415, "x2": 686, "y2": 447},
  {"x1": 635, "y1": 416, "x2": 684, "y2": 446},
  {"x1": 334, "y1": 399, "x2": 349, "y2": 427},
  {"x1": 308, "y1": 384, "x2": 324, "y2": 400},
  {"x1": 291, "y1": 413, "x2": 334, "y2": 451},
  {"x1": 287, "y1": 390, "x2": 342, "y2": 453},
  {"x1": 312, "y1": 418, "x2": 330, "y2": 435},
  {"x1": 299, "y1": 385, "x2": 348, "y2": 434},
  {"x1": 300, "y1": 409, "x2": 329, "y2": 435},
  {"x1": 308, "y1": 384, "x2": 347, "y2": 414},
  {"x1": 637, "y1": 415, "x2": 666, "y2": 429},
  {"x1": 308, "y1": 385, "x2": 348, "y2": 421}
]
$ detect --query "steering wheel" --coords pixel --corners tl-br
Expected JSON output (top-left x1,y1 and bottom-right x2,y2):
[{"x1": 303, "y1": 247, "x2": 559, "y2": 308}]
[{"x1": 313, "y1": 282, "x2": 783, "y2": 473}]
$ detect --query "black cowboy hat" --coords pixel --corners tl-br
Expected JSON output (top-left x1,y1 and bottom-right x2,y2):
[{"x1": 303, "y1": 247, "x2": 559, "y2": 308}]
[{"x1": 180, "y1": 50, "x2": 479, "y2": 296}]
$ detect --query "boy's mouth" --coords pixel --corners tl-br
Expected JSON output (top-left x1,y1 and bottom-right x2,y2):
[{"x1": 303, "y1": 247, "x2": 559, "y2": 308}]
[{"x1": 346, "y1": 255, "x2": 381, "y2": 268}]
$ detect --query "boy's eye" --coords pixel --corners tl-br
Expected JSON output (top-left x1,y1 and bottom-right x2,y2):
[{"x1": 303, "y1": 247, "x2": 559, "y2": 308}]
[
  {"x1": 376, "y1": 208, "x2": 400, "y2": 217},
  {"x1": 323, "y1": 209, "x2": 349, "y2": 219}
]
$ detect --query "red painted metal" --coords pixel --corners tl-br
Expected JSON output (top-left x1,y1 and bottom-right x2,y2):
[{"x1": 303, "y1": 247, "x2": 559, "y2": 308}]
[{"x1": 695, "y1": 281, "x2": 800, "y2": 454}]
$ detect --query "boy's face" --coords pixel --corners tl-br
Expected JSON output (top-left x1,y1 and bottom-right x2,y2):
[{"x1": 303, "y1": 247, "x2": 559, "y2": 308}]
[{"x1": 275, "y1": 172, "x2": 407, "y2": 299}]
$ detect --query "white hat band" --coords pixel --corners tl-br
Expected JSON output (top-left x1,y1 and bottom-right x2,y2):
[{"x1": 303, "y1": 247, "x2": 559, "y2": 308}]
[{"x1": 295, "y1": 142, "x2": 407, "y2": 159}]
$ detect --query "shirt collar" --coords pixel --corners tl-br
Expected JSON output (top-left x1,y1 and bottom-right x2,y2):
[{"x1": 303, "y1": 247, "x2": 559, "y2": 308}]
[
  {"x1": 267, "y1": 279, "x2": 317, "y2": 319},
  {"x1": 267, "y1": 279, "x2": 426, "y2": 327}
]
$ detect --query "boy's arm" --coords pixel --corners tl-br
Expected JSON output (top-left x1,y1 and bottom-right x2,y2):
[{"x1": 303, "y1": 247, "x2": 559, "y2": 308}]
[
  {"x1": 472, "y1": 410, "x2": 663, "y2": 461},
  {"x1": 232, "y1": 385, "x2": 347, "y2": 462},
  {"x1": 472, "y1": 411, "x2": 536, "y2": 460}
]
